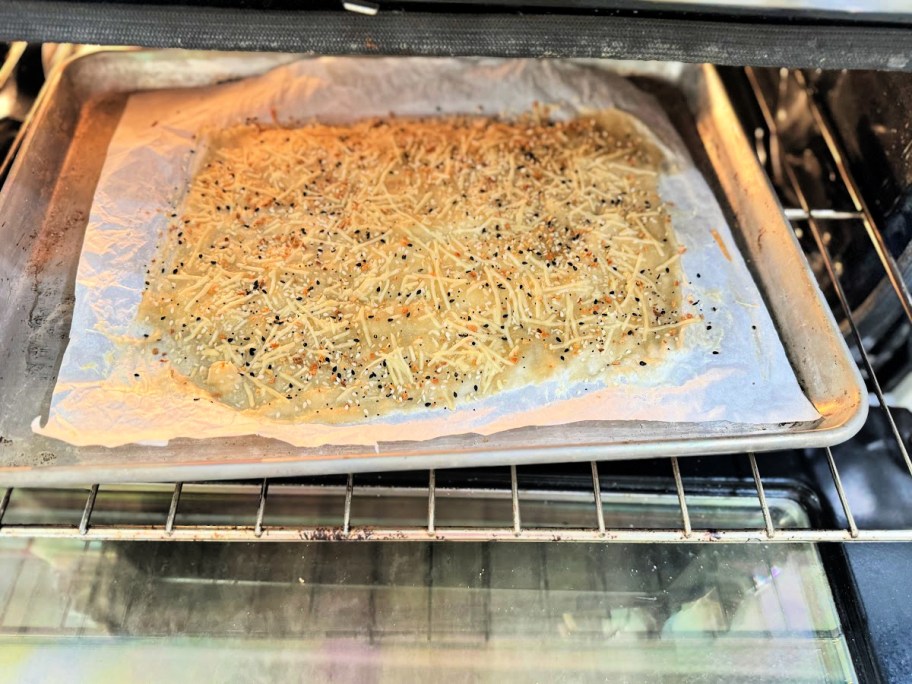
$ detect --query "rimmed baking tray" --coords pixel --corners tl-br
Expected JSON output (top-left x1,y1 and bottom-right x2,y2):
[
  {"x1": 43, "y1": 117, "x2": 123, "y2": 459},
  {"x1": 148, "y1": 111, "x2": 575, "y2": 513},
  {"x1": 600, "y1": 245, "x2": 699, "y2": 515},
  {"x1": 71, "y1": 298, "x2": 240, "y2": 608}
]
[{"x1": 0, "y1": 51, "x2": 866, "y2": 485}]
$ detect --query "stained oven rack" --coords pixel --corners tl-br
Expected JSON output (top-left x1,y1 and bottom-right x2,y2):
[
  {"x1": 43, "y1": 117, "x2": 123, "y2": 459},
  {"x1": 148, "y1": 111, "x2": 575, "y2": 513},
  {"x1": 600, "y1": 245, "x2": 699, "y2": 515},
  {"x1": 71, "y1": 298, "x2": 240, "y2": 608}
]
[{"x1": 1, "y1": 65, "x2": 911, "y2": 543}]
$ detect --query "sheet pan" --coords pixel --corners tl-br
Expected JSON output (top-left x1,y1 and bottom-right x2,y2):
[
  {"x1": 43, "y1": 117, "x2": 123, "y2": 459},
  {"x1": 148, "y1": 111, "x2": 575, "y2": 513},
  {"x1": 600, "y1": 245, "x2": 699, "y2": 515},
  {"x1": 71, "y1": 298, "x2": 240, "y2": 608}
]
[{"x1": 0, "y1": 51, "x2": 866, "y2": 485}]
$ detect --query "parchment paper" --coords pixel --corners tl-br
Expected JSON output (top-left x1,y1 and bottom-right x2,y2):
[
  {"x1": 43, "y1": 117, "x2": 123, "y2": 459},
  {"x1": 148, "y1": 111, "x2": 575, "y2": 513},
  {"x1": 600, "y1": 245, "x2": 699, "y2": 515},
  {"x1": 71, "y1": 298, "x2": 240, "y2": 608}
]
[{"x1": 35, "y1": 57, "x2": 820, "y2": 448}]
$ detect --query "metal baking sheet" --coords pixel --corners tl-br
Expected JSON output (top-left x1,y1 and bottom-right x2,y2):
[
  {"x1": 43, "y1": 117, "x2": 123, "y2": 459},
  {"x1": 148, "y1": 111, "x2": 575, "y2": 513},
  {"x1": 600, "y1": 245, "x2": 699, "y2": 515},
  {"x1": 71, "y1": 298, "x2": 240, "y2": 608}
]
[{"x1": 0, "y1": 50, "x2": 866, "y2": 485}]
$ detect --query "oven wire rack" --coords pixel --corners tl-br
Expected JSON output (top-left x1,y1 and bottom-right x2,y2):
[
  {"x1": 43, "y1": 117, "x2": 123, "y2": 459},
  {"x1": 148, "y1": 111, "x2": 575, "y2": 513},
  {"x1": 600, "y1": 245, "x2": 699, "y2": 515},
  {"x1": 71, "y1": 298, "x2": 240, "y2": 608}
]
[{"x1": 1, "y1": 65, "x2": 911, "y2": 543}]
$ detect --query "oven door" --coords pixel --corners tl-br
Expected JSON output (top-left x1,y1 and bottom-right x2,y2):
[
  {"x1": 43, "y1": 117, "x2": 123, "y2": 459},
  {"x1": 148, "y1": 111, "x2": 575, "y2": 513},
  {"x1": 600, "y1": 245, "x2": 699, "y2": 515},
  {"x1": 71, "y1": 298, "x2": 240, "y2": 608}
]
[{"x1": 0, "y1": 485, "x2": 866, "y2": 682}]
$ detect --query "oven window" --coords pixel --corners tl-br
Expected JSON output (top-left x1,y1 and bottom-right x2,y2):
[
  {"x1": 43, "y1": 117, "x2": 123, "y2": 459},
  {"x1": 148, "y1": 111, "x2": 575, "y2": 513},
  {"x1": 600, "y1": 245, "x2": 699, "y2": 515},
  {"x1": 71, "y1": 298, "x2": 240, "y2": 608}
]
[{"x1": 0, "y1": 492, "x2": 854, "y2": 682}]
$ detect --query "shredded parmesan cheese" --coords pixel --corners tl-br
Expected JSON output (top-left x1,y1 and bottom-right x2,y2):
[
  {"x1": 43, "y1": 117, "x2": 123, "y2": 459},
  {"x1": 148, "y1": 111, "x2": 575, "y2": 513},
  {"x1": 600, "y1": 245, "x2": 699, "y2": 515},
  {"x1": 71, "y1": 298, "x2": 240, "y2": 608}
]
[{"x1": 139, "y1": 109, "x2": 688, "y2": 422}]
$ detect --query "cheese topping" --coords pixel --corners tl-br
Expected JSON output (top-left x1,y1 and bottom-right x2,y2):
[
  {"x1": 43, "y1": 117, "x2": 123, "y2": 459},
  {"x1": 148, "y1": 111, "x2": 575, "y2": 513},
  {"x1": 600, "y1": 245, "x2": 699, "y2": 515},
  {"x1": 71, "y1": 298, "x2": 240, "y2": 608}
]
[{"x1": 139, "y1": 109, "x2": 691, "y2": 422}]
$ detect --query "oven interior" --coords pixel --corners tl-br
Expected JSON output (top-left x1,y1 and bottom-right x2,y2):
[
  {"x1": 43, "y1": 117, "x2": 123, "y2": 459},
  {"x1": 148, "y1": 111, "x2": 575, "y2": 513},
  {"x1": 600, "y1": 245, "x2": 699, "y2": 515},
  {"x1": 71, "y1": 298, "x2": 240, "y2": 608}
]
[{"x1": 1, "y1": 17, "x2": 912, "y2": 681}]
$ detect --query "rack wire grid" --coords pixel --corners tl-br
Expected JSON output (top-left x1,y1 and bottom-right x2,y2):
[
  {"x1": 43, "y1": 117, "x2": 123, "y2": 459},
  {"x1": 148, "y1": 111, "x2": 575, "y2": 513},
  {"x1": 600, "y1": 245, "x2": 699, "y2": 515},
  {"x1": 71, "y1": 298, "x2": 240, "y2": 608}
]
[{"x1": 1, "y1": 65, "x2": 911, "y2": 544}]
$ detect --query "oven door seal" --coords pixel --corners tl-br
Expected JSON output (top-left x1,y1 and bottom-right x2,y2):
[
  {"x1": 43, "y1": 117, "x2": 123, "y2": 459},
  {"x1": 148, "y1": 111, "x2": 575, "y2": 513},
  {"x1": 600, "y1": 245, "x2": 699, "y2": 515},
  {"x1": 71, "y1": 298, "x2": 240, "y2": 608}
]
[{"x1": 0, "y1": 2, "x2": 911, "y2": 71}]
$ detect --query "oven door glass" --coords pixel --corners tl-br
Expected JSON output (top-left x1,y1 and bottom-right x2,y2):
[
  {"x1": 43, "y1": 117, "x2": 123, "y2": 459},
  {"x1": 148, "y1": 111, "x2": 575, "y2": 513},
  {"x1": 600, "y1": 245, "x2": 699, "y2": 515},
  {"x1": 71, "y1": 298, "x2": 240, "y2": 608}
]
[{"x1": 0, "y1": 489, "x2": 854, "y2": 682}]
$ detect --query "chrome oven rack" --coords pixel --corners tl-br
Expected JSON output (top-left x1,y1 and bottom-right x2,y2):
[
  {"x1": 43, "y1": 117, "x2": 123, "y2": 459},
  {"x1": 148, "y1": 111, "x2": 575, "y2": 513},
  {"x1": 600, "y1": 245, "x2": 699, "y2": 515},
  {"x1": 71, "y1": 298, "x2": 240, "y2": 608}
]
[{"x1": 1, "y1": 65, "x2": 911, "y2": 543}]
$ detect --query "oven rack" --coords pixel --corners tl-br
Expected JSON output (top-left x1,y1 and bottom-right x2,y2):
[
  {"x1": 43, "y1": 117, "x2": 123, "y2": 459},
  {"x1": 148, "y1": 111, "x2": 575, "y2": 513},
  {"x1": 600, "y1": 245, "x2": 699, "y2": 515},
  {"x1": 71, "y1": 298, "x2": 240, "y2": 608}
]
[{"x1": 1, "y1": 65, "x2": 911, "y2": 543}]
